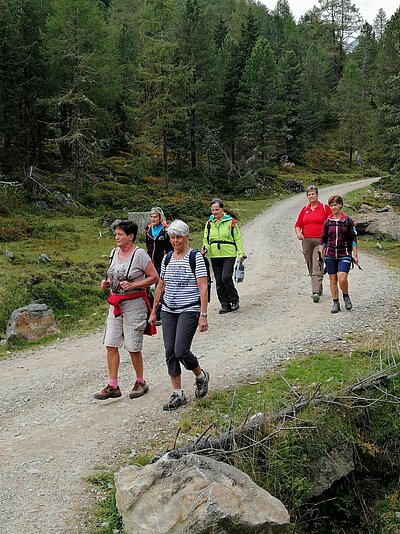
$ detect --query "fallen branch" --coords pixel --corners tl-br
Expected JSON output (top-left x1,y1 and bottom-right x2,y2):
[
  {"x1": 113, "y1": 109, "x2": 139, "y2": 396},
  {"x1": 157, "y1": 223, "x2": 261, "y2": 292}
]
[{"x1": 156, "y1": 369, "x2": 399, "y2": 462}]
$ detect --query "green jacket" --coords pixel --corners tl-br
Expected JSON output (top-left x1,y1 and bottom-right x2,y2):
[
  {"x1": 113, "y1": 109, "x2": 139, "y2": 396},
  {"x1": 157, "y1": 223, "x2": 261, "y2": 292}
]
[{"x1": 202, "y1": 213, "x2": 245, "y2": 258}]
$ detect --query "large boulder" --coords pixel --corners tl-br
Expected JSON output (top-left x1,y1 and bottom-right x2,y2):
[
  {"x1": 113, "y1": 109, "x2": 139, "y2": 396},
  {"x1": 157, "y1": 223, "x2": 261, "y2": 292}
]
[
  {"x1": 115, "y1": 452, "x2": 290, "y2": 534},
  {"x1": 353, "y1": 208, "x2": 400, "y2": 241},
  {"x1": 127, "y1": 211, "x2": 151, "y2": 233},
  {"x1": 6, "y1": 303, "x2": 60, "y2": 342}
]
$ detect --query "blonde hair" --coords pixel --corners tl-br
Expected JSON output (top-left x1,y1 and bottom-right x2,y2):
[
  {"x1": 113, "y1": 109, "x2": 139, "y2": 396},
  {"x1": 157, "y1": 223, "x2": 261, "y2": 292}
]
[{"x1": 150, "y1": 206, "x2": 166, "y2": 223}]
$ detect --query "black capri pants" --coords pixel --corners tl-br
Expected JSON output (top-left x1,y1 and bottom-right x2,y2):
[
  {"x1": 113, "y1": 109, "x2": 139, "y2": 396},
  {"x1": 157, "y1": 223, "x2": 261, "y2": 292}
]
[{"x1": 161, "y1": 310, "x2": 200, "y2": 376}]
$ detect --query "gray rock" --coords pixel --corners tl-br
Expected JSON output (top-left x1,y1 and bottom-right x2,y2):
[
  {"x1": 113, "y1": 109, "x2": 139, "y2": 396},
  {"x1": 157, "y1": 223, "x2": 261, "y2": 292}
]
[
  {"x1": 36, "y1": 254, "x2": 51, "y2": 263},
  {"x1": 359, "y1": 203, "x2": 373, "y2": 211},
  {"x1": 306, "y1": 444, "x2": 354, "y2": 498},
  {"x1": 127, "y1": 211, "x2": 151, "y2": 233},
  {"x1": 375, "y1": 205, "x2": 392, "y2": 212},
  {"x1": 4, "y1": 250, "x2": 14, "y2": 260},
  {"x1": 115, "y1": 453, "x2": 290, "y2": 534},
  {"x1": 6, "y1": 303, "x2": 60, "y2": 342},
  {"x1": 353, "y1": 211, "x2": 400, "y2": 241}
]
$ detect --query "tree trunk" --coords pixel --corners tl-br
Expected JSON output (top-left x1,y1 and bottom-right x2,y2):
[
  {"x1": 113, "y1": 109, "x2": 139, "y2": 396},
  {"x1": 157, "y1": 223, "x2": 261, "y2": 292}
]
[
  {"x1": 163, "y1": 129, "x2": 169, "y2": 188},
  {"x1": 349, "y1": 146, "x2": 353, "y2": 167},
  {"x1": 190, "y1": 107, "x2": 196, "y2": 170}
]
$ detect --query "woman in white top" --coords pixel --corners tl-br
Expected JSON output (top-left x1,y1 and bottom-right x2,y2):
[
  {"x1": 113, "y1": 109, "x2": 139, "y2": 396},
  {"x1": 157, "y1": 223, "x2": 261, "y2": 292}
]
[{"x1": 149, "y1": 220, "x2": 210, "y2": 411}]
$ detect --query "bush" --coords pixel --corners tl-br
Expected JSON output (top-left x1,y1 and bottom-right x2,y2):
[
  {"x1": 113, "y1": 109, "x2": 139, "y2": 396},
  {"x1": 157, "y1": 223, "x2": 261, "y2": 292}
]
[{"x1": 0, "y1": 218, "x2": 35, "y2": 242}]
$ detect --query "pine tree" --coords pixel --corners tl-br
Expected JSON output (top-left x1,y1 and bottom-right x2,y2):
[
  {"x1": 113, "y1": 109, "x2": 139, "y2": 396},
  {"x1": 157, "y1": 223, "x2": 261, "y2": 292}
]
[
  {"x1": 0, "y1": 0, "x2": 48, "y2": 172},
  {"x1": 108, "y1": 0, "x2": 142, "y2": 150},
  {"x1": 375, "y1": 9, "x2": 400, "y2": 175},
  {"x1": 136, "y1": 0, "x2": 187, "y2": 186},
  {"x1": 278, "y1": 49, "x2": 304, "y2": 162},
  {"x1": 373, "y1": 8, "x2": 387, "y2": 39},
  {"x1": 175, "y1": 0, "x2": 217, "y2": 170},
  {"x1": 318, "y1": 0, "x2": 363, "y2": 83},
  {"x1": 335, "y1": 57, "x2": 370, "y2": 165},
  {"x1": 270, "y1": 0, "x2": 297, "y2": 53},
  {"x1": 237, "y1": 36, "x2": 282, "y2": 171},
  {"x1": 298, "y1": 44, "x2": 331, "y2": 140},
  {"x1": 219, "y1": 8, "x2": 260, "y2": 165},
  {"x1": 45, "y1": 0, "x2": 115, "y2": 196}
]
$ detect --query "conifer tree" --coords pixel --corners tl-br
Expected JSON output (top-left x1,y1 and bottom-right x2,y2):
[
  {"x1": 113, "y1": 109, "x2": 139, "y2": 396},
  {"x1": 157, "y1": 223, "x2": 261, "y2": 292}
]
[
  {"x1": 175, "y1": 0, "x2": 217, "y2": 170},
  {"x1": 373, "y1": 8, "x2": 387, "y2": 39},
  {"x1": 237, "y1": 36, "x2": 282, "y2": 171},
  {"x1": 375, "y1": 9, "x2": 400, "y2": 175},
  {"x1": 108, "y1": 0, "x2": 142, "y2": 150},
  {"x1": 0, "y1": 0, "x2": 48, "y2": 172},
  {"x1": 219, "y1": 8, "x2": 260, "y2": 165},
  {"x1": 136, "y1": 0, "x2": 187, "y2": 186},
  {"x1": 45, "y1": 0, "x2": 115, "y2": 196},
  {"x1": 278, "y1": 49, "x2": 304, "y2": 161},
  {"x1": 318, "y1": 0, "x2": 363, "y2": 83},
  {"x1": 335, "y1": 57, "x2": 370, "y2": 165},
  {"x1": 298, "y1": 44, "x2": 331, "y2": 140}
]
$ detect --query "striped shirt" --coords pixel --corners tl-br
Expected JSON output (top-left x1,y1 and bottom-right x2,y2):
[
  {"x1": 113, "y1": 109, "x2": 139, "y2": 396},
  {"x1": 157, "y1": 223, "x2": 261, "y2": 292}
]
[{"x1": 160, "y1": 250, "x2": 207, "y2": 313}]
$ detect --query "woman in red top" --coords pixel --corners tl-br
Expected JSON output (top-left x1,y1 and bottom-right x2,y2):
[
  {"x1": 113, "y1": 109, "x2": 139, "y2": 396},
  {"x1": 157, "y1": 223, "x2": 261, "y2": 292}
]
[{"x1": 295, "y1": 185, "x2": 332, "y2": 302}]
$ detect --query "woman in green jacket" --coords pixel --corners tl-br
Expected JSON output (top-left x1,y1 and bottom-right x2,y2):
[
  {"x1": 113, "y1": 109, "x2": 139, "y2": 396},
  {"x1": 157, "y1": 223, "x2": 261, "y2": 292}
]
[{"x1": 202, "y1": 198, "x2": 245, "y2": 314}]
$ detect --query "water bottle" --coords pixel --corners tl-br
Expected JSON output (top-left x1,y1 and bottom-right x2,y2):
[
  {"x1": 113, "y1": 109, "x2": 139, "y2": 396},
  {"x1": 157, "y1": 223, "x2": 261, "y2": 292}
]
[{"x1": 234, "y1": 261, "x2": 245, "y2": 283}]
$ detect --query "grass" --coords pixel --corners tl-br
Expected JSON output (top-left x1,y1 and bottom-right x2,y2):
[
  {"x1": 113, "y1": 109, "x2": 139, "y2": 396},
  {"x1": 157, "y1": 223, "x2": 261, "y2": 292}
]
[
  {"x1": 176, "y1": 341, "x2": 399, "y2": 439},
  {"x1": 84, "y1": 471, "x2": 123, "y2": 534}
]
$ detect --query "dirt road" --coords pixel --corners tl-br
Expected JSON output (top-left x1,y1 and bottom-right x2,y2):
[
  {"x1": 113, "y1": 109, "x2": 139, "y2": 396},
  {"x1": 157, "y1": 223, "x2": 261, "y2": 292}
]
[{"x1": 1, "y1": 178, "x2": 398, "y2": 533}]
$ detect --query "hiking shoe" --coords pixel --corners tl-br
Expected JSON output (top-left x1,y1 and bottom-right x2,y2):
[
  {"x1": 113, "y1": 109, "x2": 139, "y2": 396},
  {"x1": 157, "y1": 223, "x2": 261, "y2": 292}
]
[
  {"x1": 218, "y1": 307, "x2": 232, "y2": 314},
  {"x1": 231, "y1": 302, "x2": 240, "y2": 312},
  {"x1": 129, "y1": 380, "x2": 149, "y2": 399},
  {"x1": 195, "y1": 370, "x2": 209, "y2": 399},
  {"x1": 312, "y1": 293, "x2": 320, "y2": 303},
  {"x1": 94, "y1": 384, "x2": 122, "y2": 400},
  {"x1": 331, "y1": 301, "x2": 341, "y2": 314},
  {"x1": 344, "y1": 295, "x2": 353, "y2": 310},
  {"x1": 163, "y1": 392, "x2": 187, "y2": 411}
]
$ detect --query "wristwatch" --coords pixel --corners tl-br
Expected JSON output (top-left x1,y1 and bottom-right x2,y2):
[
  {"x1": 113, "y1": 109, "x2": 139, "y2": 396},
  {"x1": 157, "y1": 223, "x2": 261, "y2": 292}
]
[{"x1": 200, "y1": 312, "x2": 208, "y2": 317}]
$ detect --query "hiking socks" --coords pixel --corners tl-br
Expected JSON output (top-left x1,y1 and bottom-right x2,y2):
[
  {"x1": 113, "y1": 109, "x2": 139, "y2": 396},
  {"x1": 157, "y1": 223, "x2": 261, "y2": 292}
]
[
  {"x1": 196, "y1": 370, "x2": 205, "y2": 381},
  {"x1": 173, "y1": 389, "x2": 184, "y2": 396},
  {"x1": 343, "y1": 293, "x2": 349, "y2": 299},
  {"x1": 108, "y1": 378, "x2": 118, "y2": 389},
  {"x1": 136, "y1": 377, "x2": 145, "y2": 384}
]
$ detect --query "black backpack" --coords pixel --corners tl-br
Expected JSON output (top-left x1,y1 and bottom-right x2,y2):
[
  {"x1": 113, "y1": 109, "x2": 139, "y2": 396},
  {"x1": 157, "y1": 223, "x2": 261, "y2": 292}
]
[{"x1": 164, "y1": 248, "x2": 212, "y2": 304}]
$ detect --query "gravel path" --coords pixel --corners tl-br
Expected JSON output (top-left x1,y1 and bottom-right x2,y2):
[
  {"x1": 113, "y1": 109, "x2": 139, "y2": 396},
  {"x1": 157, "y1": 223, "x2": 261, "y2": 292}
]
[{"x1": 1, "y1": 178, "x2": 399, "y2": 534}]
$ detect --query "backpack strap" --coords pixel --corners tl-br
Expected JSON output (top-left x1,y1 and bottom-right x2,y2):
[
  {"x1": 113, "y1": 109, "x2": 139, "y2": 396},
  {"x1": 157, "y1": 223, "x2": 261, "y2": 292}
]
[
  {"x1": 109, "y1": 248, "x2": 116, "y2": 266},
  {"x1": 164, "y1": 250, "x2": 173, "y2": 269},
  {"x1": 107, "y1": 247, "x2": 138, "y2": 279},
  {"x1": 206, "y1": 219, "x2": 237, "y2": 249},
  {"x1": 125, "y1": 248, "x2": 138, "y2": 279},
  {"x1": 189, "y1": 249, "x2": 198, "y2": 277}
]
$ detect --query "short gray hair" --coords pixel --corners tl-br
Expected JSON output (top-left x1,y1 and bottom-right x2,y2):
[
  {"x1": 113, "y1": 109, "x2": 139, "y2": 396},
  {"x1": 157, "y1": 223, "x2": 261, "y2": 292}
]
[
  {"x1": 150, "y1": 206, "x2": 166, "y2": 222},
  {"x1": 306, "y1": 185, "x2": 318, "y2": 195},
  {"x1": 168, "y1": 219, "x2": 189, "y2": 237}
]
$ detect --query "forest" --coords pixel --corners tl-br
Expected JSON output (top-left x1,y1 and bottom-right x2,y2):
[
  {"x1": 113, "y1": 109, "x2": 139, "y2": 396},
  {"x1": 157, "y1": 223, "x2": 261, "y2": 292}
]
[{"x1": 1, "y1": 0, "x2": 399, "y2": 210}]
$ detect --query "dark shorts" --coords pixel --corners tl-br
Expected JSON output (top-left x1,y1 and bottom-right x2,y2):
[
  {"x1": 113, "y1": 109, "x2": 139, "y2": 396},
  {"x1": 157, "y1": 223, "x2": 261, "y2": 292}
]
[{"x1": 325, "y1": 256, "x2": 351, "y2": 275}]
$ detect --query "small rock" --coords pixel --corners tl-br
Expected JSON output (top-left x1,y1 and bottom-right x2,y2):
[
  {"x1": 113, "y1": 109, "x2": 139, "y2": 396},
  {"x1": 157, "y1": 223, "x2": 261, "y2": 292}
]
[{"x1": 36, "y1": 253, "x2": 51, "y2": 263}]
